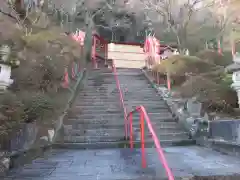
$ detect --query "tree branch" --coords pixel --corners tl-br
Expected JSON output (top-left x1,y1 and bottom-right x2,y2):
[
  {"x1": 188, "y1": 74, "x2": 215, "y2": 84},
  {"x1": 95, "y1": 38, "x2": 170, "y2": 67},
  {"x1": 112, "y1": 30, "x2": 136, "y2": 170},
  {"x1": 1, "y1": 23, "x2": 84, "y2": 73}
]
[{"x1": 0, "y1": 9, "x2": 17, "y2": 21}]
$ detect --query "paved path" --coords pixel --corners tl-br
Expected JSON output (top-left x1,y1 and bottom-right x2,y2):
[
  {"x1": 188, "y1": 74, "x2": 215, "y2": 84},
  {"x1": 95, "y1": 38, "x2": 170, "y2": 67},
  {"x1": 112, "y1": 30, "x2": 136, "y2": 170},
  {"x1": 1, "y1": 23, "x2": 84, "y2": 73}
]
[{"x1": 2, "y1": 146, "x2": 240, "y2": 180}]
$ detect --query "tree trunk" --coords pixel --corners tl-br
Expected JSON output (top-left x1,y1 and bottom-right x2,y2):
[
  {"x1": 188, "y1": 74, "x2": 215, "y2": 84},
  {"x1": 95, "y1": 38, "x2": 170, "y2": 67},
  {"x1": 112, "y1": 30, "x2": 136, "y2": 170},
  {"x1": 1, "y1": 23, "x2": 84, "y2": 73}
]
[{"x1": 82, "y1": 14, "x2": 94, "y2": 67}]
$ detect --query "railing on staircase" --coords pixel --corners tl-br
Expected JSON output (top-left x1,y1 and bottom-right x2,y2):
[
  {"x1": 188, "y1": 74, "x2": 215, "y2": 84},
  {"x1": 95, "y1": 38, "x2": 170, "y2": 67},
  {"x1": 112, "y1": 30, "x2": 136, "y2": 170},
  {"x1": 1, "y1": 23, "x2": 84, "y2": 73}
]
[
  {"x1": 111, "y1": 60, "x2": 174, "y2": 180},
  {"x1": 93, "y1": 35, "x2": 174, "y2": 180},
  {"x1": 127, "y1": 106, "x2": 174, "y2": 180},
  {"x1": 112, "y1": 61, "x2": 128, "y2": 139}
]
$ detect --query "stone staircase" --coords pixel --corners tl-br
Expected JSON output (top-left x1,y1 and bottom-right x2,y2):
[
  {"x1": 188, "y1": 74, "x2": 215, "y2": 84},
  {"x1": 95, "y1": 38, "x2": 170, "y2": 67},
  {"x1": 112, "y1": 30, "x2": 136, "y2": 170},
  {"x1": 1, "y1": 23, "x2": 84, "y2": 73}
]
[
  {"x1": 58, "y1": 67, "x2": 193, "y2": 149},
  {"x1": 56, "y1": 67, "x2": 194, "y2": 149},
  {"x1": 117, "y1": 68, "x2": 194, "y2": 147},
  {"x1": 58, "y1": 68, "x2": 126, "y2": 148},
  {"x1": 3, "y1": 67, "x2": 240, "y2": 180}
]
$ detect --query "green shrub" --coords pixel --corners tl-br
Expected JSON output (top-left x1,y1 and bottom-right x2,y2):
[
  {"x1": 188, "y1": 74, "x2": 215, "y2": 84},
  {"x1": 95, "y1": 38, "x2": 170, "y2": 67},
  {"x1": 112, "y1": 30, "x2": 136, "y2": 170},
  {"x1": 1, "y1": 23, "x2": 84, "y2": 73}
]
[
  {"x1": 19, "y1": 92, "x2": 56, "y2": 123},
  {"x1": 177, "y1": 74, "x2": 237, "y2": 113},
  {"x1": 196, "y1": 50, "x2": 232, "y2": 66},
  {"x1": 152, "y1": 55, "x2": 217, "y2": 86},
  {"x1": 0, "y1": 92, "x2": 24, "y2": 136},
  {"x1": 0, "y1": 91, "x2": 59, "y2": 135},
  {"x1": 153, "y1": 55, "x2": 216, "y2": 76}
]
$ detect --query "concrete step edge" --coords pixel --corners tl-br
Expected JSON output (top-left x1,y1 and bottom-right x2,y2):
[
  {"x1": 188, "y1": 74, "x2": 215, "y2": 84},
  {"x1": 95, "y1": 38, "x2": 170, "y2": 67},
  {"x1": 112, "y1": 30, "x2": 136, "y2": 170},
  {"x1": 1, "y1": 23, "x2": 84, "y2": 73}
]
[{"x1": 53, "y1": 139, "x2": 195, "y2": 149}]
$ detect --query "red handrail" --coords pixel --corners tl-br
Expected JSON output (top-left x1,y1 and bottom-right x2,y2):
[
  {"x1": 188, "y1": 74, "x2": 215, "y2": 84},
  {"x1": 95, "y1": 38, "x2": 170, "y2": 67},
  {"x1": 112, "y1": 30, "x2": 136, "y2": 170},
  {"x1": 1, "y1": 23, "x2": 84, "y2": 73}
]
[
  {"x1": 92, "y1": 38, "x2": 173, "y2": 179},
  {"x1": 128, "y1": 106, "x2": 174, "y2": 180},
  {"x1": 112, "y1": 61, "x2": 128, "y2": 139}
]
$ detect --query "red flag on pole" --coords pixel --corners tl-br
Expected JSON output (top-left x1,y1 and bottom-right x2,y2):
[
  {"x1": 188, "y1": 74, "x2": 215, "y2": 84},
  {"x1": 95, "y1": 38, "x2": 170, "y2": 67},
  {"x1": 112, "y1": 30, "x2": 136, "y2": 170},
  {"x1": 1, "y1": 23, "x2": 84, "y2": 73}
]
[
  {"x1": 71, "y1": 63, "x2": 75, "y2": 79},
  {"x1": 232, "y1": 40, "x2": 236, "y2": 58},
  {"x1": 62, "y1": 68, "x2": 69, "y2": 88},
  {"x1": 218, "y1": 39, "x2": 222, "y2": 54}
]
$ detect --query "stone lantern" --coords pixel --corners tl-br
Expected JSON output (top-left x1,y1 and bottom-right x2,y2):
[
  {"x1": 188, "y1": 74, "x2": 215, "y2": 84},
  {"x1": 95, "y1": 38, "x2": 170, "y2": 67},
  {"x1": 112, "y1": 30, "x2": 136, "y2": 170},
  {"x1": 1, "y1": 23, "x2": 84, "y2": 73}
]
[
  {"x1": 0, "y1": 45, "x2": 18, "y2": 90},
  {"x1": 225, "y1": 53, "x2": 240, "y2": 107}
]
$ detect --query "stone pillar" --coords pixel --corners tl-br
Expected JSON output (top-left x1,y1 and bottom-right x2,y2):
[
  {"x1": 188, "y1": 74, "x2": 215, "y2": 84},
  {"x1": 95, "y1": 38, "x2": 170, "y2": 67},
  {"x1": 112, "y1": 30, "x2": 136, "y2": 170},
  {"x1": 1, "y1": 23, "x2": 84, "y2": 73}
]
[
  {"x1": 0, "y1": 64, "x2": 13, "y2": 90},
  {"x1": 231, "y1": 71, "x2": 240, "y2": 107},
  {"x1": 0, "y1": 45, "x2": 14, "y2": 90}
]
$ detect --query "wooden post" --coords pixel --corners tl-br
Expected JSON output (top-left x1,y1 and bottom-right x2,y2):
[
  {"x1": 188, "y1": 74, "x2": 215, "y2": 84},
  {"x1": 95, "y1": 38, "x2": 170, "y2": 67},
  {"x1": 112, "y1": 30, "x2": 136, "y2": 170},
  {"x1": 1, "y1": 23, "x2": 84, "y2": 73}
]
[
  {"x1": 140, "y1": 112, "x2": 146, "y2": 168},
  {"x1": 129, "y1": 113, "x2": 133, "y2": 149},
  {"x1": 167, "y1": 72, "x2": 171, "y2": 91},
  {"x1": 232, "y1": 39, "x2": 236, "y2": 60},
  {"x1": 92, "y1": 36, "x2": 97, "y2": 69},
  {"x1": 157, "y1": 72, "x2": 160, "y2": 84}
]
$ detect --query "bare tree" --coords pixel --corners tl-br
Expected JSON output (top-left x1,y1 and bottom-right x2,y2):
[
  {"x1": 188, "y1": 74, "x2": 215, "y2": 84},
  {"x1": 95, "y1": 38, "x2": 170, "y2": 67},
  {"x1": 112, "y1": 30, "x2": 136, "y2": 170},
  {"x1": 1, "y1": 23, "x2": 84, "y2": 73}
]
[
  {"x1": 48, "y1": 0, "x2": 138, "y2": 63},
  {"x1": 139, "y1": 0, "x2": 226, "y2": 52}
]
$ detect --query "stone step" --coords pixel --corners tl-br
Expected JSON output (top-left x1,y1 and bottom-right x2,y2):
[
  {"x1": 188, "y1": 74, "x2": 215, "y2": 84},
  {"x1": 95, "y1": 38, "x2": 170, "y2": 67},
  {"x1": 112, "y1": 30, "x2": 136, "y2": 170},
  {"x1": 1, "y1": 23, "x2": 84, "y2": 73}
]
[
  {"x1": 69, "y1": 109, "x2": 122, "y2": 114},
  {"x1": 131, "y1": 114, "x2": 174, "y2": 120},
  {"x1": 86, "y1": 82, "x2": 115, "y2": 85},
  {"x1": 77, "y1": 93, "x2": 118, "y2": 96},
  {"x1": 89, "y1": 69, "x2": 112, "y2": 73},
  {"x1": 131, "y1": 113, "x2": 173, "y2": 119},
  {"x1": 135, "y1": 108, "x2": 170, "y2": 113},
  {"x1": 64, "y1": 119, "x2": 178, "y2": 128},
  {"x1": 65, "y1": 126, "x2": 186, "y2": 137},
  {"x1": 67, "y1": 113, "x2": 123, "y2": 119},
  {"x1": 123, "y1": 100, "x2": 165, "y2": 103},
  {"x1": 75, "y1": 98, "x2": 162, "y2": 102},
  {"x1": 65, "y1": 115, "x2": 123, "y2": 122},
  {"x1": 67, "y1": 109, "x2": 172, "y2": 118},
  {"x1": 117, "y1": 83, "x2": 152, "y2": 86},
  {"x1": 63, "y1": 131, "x2": 189, "y2": 144},
  {"x1": 66, "y1": 113, "x2": 173, "y2": 122},
  {"x1": 132, "y1": 119, "x2": 175, "y2": 124},
  {"x1": 63, "y1": 135, "x2": 124, "y2": 143},
  {"x1": 84, "y1": 83, "x2": 116, "y2": 86},
  {"x1": 69, "y1": 107, "x2": 170, "y2": 114},
  {"x1": 73, "y1": 102, "x2": 121, "y2": 106},
  {"x1": 138, "y1": 132, "x2": 189, "y2": 141},
  {"x1": 64, "y1": 122, "x2": 181, "y2": 131},
  {"x1": 75, "y1": 92, "x2": 118, "y2": 96},
  {"x1": 85, "y1": 81, "x2": 115, "y2": 84},
  {"x1": 54, "y1": 139, "x2": 195, "y2": 149},
  {"x1": 76, "y1": 95, "x2": 119, "y2": 99},
  {"x1": 79, "y1": 90, "x2": 156, "y2": 94},
  {"x1": 125, "y1": 103, "x2": 167, "y2": 107},
  {"x1": 145, "y1": 112, "x2": 173, "y2": 116},
  {"x1": 88, "y1": 74, "x2": 113, "y2": 77},
  {"x1": 70, "y1": 106, "x2": 120, "y2": 111},
  {"x1": 128, "y1": 106, "x2": 169, "y2": 111},
  {"x1": 64, "y1": 128, "x2": 124, "y2": 136},
  {"x1": 123, "y1": 92, "x2": 157, "y2": 95},
  {"x1": 114, "y1": 72, "x2": 143, "y2": 76},
  {"x1": 87, "y1": 77, "x2": 115, "y2": 80},
  {"x1": 88, "y1": 72, "x2": 113, "y2": 76},
  {"x1": 75, "y1": 98, "x2": 164, "y2": 103},
  {"x1": 123, "y1": 96, "x2": 163, "y2": 100},
  {"x1": 85, "y1": 84, "x2": 116, "y2": 87},
  {"x1": 87, "y1": 74, "x2": 114, "y2": 78},
  {"x1": 131, "y1": 126, "x2": 186, "y2": 134},
  {"x1": 79, "y1": 89, "x2": 118, "y2": 92},
  {"x1": 74, "y1": 98, "x2": 119, "y2": 103},
  {"x1": 86, "y1": 83, "x2": 116, "y2": 86},
  {"x1": 64, "y1": 122, "x2": 181, "y2": 132}
]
